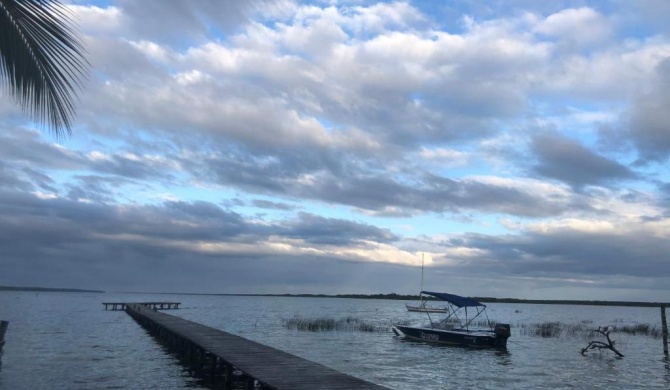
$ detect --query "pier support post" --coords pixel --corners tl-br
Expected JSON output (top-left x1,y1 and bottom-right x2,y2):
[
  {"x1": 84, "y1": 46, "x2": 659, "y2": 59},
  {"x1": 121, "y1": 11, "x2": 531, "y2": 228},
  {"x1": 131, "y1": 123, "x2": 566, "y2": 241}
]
[
  {"x1": 0, "y1": 320, "x2": 8, "y2": 366},
  {"x1": 224, "y1": 363, "x2": 233, "y2": 390},
  {"x1": 0, "y1": 320, "x2": 8, "y2": 343},
  {"x1": 662, "y1": 306, "x2": 668, "y2": 356},
  {"x1": 186, "y1": 344, "x2": 193, "y2": 363},
  {"x1": 210, "y1": 356, "x2": 218, "y2": 376},
  {"x1": 245, "y1": 376, "x2": 255, "y2": 390}
]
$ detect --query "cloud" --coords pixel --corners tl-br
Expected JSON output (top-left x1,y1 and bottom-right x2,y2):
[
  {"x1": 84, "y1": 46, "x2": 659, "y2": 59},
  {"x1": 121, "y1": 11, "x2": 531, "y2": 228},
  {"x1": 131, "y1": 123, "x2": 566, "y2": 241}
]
[
  {"x1": 530, "y1": 132, "x2": 636, "y2": 188},
  {"x1": 3, "y1": 0, "x2": 670, "y2": 300},
  {"x1": 534, "y1": 7, "x2": 612, "y2": 47},
  {"x1": 458, "y1": 220, "x2": 670, "y2": 279},
  {"x1": 627, "y1": 59, "x2": 670, "y2": 163},
  {"x1": 0, "y1": 130, "x2": 84, "y2": 170},
  {"x1": 112, "y1": 0, "x2": 295, "y2": 44},
  {"x1": 252, "y1": 199, "x2": 297, "y2": 210},
  {"x1": 0, "y1": 189, "x2": 420, "y2": 291},
  {"x1": 191, "y1": 145, "x2": 589, "y2": 217},
  {"x1": 70, "y1": 5, "x2": 123, "y2": 36},
  {"x1": 282, "y1": 212, "x2": 398, "y2": 245}
]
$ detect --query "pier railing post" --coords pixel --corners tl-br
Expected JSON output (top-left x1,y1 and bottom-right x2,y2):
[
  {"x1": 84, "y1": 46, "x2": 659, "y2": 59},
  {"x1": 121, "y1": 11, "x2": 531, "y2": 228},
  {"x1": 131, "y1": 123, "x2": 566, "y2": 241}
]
[{"x1": 662, "y1": 306, "x2": 668, "y2": 356}]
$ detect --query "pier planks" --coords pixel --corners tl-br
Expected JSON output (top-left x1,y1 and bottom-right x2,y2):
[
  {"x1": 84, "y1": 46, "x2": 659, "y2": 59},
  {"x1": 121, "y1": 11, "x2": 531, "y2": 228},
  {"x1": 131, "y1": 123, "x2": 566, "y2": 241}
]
[{"x1": 124, "y1": 303, "x2": 389, "y2": 390}]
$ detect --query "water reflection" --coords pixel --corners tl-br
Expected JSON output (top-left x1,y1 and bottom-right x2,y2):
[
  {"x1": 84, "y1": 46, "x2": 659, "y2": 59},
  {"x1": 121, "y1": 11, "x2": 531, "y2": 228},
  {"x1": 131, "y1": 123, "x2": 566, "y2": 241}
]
[{"x1": 494, "y1": 349, "x2": 512, "y2": 366}]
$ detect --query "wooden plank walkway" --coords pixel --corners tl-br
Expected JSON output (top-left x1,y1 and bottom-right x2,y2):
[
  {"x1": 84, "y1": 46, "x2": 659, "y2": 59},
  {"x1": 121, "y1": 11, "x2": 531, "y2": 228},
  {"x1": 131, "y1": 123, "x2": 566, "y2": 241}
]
[{"x1": 124, "y1": 303, "x2": 390, "y2": 390}]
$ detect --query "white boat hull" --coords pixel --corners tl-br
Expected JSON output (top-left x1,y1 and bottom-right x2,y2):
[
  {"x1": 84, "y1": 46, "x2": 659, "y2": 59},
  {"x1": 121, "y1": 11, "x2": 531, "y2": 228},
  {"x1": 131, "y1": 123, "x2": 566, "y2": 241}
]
[{"x1": 405, "y1": 304, "x2": 449, "y2": 313}]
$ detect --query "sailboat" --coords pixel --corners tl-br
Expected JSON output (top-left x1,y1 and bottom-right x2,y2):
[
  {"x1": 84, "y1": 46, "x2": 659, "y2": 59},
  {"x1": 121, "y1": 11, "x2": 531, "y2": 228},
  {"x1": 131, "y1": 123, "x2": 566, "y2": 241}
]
[{"x1": 405, "y1": 253, "x2": 450, "y2": 313}]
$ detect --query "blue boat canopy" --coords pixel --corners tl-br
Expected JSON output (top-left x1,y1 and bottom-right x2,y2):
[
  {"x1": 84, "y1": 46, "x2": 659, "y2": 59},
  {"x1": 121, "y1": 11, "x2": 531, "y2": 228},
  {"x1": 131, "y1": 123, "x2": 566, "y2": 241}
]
[{"x1": 421, "y1": 291, "x2": 485, "y2": 308}]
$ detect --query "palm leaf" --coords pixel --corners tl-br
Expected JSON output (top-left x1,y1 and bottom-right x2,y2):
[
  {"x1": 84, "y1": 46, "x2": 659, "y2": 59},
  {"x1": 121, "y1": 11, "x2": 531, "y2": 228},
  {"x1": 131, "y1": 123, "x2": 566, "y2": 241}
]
[{"x1": 0, "y1": 0, "x2": 88, "y2": 138}]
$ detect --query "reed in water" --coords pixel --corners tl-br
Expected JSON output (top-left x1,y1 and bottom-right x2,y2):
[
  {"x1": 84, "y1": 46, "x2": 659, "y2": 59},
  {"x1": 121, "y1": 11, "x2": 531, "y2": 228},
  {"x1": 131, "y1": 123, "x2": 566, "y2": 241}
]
[
  {"x1": 519, "y1": 321, "x2": 662, "y2": 339},
  {"x1": 282, "y1": 316, "x2": 411, "y2": 332}
]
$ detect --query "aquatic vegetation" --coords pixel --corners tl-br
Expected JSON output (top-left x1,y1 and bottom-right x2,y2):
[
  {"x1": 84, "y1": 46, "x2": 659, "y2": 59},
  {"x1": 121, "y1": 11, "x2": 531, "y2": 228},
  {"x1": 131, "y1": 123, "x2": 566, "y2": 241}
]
[
  {"x1": 282, "y1": 315, "x2": 662, "y2": 339},
  {"x1": 282, "y1": 316, "x2": 410, "y2": 332},
  {"x1": 519, "y1": 321, "x2": 604, "y2": 339},
  {"x1": 615, "y1": 323, "x2": 661, "y2": 338},
  {"x1": 521, "y1": 322, "x2": 564, "y2": 337},
  {"x1": 518, "y1": 321, "x2": 661, "y2": 339}
]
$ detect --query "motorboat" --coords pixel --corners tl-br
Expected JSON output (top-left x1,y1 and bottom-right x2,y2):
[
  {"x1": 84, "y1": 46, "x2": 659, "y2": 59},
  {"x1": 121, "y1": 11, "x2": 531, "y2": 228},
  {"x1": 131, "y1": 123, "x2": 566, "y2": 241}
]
[{"x1": 393, "y1": 291, "x2": 510, "y2": 349}]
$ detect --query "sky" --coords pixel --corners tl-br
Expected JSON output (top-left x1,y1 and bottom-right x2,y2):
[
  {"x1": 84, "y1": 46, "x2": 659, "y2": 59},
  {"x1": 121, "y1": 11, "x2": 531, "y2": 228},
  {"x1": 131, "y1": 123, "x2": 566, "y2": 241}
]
[{"x1": 2, "y1": 0, "x2": 670, "y2": 301}]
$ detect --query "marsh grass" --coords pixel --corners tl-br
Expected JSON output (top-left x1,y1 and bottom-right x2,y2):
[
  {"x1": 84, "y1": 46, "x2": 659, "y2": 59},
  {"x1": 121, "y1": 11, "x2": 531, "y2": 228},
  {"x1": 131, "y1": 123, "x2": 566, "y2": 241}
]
[
  {"x1": 616, "y1": 323, "x2": 662, "y2": 338},
  {"x1": 518, "y1": 321, "x2": 662, "y2": 339},
  {"x1": 282, "y1": 315, "x2": 662, "y2": 339},
  {"x1": 519, "y1": 321, "x2": 566, "y2": 338},
  {"x1": 282, "y1": 316, "x2": 411, "y2": 332}
]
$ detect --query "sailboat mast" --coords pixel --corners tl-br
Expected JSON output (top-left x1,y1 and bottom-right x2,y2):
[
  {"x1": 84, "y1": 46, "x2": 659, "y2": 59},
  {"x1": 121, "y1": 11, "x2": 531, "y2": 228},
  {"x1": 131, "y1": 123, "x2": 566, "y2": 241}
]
[{"x1": 420, "y1": 253, "x2": 424, "y2": 292}]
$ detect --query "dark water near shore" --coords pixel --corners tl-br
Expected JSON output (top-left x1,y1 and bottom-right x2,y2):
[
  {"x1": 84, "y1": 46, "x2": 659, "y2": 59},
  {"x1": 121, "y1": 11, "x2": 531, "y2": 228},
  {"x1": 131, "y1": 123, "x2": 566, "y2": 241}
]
[{"x1": 1, "y1": 292, "x2": 669, "y2": 389}]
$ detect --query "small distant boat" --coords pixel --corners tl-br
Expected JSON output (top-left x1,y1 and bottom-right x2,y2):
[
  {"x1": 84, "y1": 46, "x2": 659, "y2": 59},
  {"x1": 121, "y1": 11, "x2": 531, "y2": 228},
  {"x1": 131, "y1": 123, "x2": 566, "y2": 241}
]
[{"x1": 393, "y1": 291, "x2": 511, "y2": 349}]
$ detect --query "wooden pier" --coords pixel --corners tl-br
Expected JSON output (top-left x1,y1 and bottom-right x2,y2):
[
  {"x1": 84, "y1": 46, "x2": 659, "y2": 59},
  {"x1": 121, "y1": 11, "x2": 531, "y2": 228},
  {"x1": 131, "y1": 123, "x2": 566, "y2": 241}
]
[
  {"x1": 103, "y1": 302, "x2": 180, "y2": 310},
  {"x1": 123, "y1": 303, "x2": 390, "y2": 390}
]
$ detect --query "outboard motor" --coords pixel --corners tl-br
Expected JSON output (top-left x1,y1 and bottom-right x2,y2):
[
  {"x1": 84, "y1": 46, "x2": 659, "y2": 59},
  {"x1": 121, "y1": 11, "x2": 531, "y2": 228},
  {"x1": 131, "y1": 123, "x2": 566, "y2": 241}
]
[{"x1": 493, "y1": 323, "x2": 511, "y2": 349}]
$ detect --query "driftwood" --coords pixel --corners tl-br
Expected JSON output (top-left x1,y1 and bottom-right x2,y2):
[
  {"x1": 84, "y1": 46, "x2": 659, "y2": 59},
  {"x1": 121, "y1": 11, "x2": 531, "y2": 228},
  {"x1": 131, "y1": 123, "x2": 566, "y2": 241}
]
[{"x1": 581, "y1": 326, "x2": 624, "y2": 357}]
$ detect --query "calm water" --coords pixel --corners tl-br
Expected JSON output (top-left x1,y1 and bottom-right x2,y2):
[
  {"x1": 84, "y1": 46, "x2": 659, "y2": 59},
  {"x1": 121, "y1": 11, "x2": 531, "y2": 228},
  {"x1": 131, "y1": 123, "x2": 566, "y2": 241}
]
[{"x1": 1, "y1": 292, "x2": 669, "y2": 389}]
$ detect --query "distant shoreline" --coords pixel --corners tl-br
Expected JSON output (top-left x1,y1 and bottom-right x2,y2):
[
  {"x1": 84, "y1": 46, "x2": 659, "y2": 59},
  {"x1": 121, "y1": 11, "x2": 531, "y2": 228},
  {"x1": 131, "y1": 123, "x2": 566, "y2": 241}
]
[
  {"x1": 0, "y1": 286, "x2": 104, "y2": 293},
  {"x1": 2, "y1": 287, "x2": 667, "y2": 307},
  {"x1": 150, "y1": 292, "x2": 670, "y2": 308}
]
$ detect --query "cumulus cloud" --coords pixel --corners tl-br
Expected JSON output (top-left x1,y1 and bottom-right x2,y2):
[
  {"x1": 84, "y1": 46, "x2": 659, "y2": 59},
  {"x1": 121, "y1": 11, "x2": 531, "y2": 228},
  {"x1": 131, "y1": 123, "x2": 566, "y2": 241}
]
[{"x1": 534, "y1": 7, "x2": 612, "y2": 47}]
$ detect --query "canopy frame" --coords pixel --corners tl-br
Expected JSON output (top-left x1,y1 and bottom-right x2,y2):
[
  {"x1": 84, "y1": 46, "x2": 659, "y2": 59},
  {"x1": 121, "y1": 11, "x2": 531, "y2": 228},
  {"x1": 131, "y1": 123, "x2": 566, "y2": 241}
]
[{"x1": 420, "y1": 291, "x2": 492, "y2": 331}]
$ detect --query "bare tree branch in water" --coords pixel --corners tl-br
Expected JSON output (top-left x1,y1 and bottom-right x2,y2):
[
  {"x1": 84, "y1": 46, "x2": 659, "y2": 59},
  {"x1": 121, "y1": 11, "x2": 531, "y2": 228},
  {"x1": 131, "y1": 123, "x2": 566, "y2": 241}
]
[{"x1": 581, "y1": 325, "x2": 624, "y2": 357}]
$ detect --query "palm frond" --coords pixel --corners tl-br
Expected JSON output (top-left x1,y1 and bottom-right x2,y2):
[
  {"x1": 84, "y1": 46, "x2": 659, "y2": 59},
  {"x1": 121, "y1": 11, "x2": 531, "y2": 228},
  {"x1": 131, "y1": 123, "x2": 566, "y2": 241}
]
[{"x1": 0, "y1": 0, "x2": 88, "y2": 138}]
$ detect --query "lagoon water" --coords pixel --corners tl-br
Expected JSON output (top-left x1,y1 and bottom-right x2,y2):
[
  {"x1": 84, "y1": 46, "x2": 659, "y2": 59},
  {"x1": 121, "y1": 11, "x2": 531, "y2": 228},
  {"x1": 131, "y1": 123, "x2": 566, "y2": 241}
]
[{"x1": 0, "y1": 292, "x2": 668, "y2": 389}]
